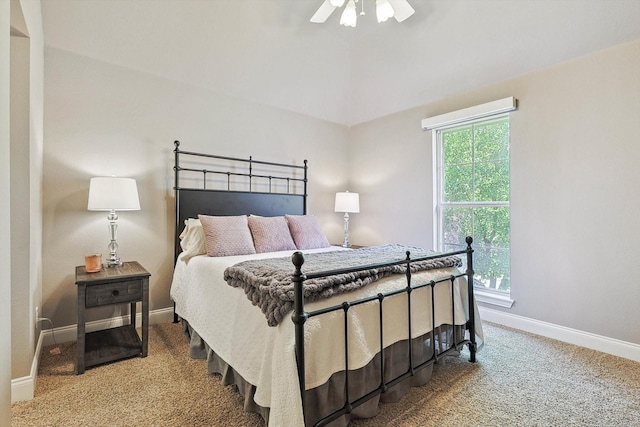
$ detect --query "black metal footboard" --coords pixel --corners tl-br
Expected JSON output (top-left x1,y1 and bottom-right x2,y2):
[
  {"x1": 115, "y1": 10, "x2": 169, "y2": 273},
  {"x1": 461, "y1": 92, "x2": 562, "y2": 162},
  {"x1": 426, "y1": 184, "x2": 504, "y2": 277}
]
[{"x1": 291, "y1": 237, "x2": 476, "y2": 427}]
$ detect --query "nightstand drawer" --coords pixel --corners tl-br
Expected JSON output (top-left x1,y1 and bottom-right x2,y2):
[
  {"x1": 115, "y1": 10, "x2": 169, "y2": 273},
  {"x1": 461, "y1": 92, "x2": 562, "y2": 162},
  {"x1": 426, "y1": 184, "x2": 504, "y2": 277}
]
[{"x1": 85, "y1": 280, "x2": 142, "y2": 307}]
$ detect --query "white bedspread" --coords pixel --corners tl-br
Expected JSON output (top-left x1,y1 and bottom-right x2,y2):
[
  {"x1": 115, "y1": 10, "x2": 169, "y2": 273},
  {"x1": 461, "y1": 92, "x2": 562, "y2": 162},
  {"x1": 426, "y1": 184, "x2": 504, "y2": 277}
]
[{"x1": 170, "y1": 247, "x2": 483, "y2": 427}]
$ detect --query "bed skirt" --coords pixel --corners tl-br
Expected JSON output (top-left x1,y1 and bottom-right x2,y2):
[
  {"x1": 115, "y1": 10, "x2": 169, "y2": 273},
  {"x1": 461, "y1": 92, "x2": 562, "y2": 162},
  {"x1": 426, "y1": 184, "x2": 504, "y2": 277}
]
[{"x1": 182, "y1": 320, "x2": 464, "y2": 426}]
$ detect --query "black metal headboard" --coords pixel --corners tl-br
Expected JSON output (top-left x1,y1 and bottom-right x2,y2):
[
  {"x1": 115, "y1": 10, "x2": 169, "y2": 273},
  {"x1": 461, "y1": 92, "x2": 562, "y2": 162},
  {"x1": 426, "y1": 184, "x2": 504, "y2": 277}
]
[{"x1": 173, "y1": 140, "x2": 308, "y2": 261}]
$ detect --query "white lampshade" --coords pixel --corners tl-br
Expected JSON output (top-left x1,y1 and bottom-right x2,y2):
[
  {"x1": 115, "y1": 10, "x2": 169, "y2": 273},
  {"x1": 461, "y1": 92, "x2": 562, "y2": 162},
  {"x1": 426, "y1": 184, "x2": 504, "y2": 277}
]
[
  {"x1": 376, "y1": 0, "x2": 395, "y2": 23},
  {"x1": 334, "y1": 191, "x2": 360, "y2": 213},
  {"x1": 340, "y1": 0, "x2": 357, "y2": 27},
  {"x1": 88, "y1": 177, "x2": 140, "y2": 211}
]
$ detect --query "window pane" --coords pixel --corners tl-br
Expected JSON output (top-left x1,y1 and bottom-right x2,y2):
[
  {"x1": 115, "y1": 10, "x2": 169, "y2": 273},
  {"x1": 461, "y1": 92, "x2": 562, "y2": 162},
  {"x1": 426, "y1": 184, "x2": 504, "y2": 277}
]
[
  {"x1": 472, "y1": 206, "x2": 510, "y2": 249},
  {"x1": 474, "y1": 246, "x2": 510, "y2": 292},
  {"x1": 442, "y1": 126, "x2": 472, "y2": 166},
  {"x1": 473, "y1": 117, "x2": 509, "y2": 202},
  {"x1": 442, "y1": 206, "x2": 512, "y2": 293},
  {"x1": 473, "y1": 118, "x2": 509, "y2": 163},
  {"x1": 442, "y1": 207, "x2": 472, "y2": 245},
  {"x1": 474, "y1": 159, "x2": 509, "y2": 202},
  {"x1": 443, "y1": 164, "x2": 473, "y2": 202}
]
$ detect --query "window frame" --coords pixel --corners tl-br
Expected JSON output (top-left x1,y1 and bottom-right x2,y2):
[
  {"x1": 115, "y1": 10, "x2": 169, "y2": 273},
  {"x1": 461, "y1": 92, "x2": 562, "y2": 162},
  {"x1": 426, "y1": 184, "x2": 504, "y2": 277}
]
[{"x1": 428, "y1": 111, "x2": 515, "y2": 308}]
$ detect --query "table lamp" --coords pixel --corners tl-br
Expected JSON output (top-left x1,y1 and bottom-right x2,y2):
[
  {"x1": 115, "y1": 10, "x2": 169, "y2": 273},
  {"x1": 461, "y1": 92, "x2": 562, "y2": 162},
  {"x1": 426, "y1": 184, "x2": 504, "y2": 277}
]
[
  {"x1": 334, "y1": 191, "x2": 359, "y2": 248},
  {"x1": 88, "y1": 176, "x2": 140, "y2": 267}
]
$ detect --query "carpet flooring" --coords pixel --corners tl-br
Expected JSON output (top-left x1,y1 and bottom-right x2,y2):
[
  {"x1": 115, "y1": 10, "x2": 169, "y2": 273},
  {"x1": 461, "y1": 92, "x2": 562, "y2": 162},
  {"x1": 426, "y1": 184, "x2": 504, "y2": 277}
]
[{"x1": 11, "y1": 321, "x2": 640, "y2": 426}]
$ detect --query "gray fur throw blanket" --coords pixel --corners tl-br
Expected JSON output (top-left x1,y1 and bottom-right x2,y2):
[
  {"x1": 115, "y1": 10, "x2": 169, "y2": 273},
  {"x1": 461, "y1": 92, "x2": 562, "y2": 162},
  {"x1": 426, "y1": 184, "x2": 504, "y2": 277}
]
[{"x1": 224, "y1": 245, "x2": 462, "y2": 326}]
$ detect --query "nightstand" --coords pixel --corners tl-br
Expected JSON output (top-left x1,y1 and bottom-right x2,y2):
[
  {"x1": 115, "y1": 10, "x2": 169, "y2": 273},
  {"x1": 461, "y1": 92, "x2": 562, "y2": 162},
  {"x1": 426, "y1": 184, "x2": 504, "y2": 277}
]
[{"x1": 75, "y1": 261, "x2": 150, "y2": 374}]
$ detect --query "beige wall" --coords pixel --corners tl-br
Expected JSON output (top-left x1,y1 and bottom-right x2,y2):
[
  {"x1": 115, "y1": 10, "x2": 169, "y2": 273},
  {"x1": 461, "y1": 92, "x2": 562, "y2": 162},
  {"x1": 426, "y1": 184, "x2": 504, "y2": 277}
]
[
  {"x1": 42, "y1": 47, "x2": 349, "y2": 329},
  {"x1": 10, "y1": 34, "x2": 32, "y2": 379},
  {"x1": 349, "y1": 40, "x2": 640, "y2": 345}
]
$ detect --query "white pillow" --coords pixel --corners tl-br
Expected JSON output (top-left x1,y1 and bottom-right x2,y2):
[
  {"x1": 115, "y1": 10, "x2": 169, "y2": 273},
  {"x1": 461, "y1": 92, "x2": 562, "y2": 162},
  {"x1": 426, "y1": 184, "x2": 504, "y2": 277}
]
[{"x1": 179, "y1": 218, "x2": 206, "y2": 261}]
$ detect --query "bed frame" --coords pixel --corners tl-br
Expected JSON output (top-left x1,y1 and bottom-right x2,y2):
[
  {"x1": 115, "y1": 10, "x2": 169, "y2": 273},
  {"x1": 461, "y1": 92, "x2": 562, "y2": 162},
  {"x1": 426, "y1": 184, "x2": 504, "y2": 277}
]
[
  {"x1": 173, "y1": 140, "x2": 308, "y2": 262},
  {"x1": 172, "y1": 140, "x2": 478, "y2": 426}
]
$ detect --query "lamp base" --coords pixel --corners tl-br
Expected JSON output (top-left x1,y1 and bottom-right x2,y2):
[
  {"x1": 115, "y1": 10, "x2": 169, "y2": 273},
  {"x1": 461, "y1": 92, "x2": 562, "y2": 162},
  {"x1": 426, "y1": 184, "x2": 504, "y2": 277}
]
[
  {"x1": 106, "y1": 252, "x2": 122, "y2": 267},
  {"x1": 106, "y1": 213, "x2": 123, "y2": 267},
  {"x1": 342, "y1": 212, "x2": 351, "y2": 248}
]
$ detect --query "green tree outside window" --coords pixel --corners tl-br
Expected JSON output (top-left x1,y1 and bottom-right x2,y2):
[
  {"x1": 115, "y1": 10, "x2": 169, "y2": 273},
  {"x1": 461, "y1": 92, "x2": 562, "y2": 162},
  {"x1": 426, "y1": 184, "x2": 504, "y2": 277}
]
[{"x1": 439, "y1": 116, "x2": 510, "y2": 292}]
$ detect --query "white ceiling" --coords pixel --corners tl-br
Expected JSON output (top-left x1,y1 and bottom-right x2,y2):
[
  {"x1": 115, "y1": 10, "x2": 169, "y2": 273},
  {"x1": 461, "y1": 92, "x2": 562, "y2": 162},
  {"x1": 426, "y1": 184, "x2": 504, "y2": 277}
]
[{"x1": 42, "y1": 0, "x2": 640, "y2": 126}]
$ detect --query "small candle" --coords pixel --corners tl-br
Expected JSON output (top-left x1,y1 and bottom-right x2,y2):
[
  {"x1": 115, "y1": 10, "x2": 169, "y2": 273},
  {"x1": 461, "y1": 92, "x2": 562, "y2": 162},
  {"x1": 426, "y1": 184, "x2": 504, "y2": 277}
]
[{"x1": 85, "y1": 254, "x2": 102, "y2": 273}]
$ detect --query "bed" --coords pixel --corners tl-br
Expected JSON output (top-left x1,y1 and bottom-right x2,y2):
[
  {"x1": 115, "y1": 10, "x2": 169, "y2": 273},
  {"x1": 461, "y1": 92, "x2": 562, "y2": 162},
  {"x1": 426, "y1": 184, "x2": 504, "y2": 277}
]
[{"x1": 170, "y1": 141, "x2": 483, "y2": 426}]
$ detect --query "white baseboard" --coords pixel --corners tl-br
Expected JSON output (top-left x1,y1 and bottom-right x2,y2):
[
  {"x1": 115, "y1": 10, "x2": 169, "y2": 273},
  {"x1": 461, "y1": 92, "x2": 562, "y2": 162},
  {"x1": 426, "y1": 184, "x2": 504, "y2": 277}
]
[
  {"x1": 11, "y1": 307, "x2": 175, "y2": 403},
  {"x1": 40, "y1": 307, "x2": 175, "y2": 346},
  {"x1": 479, "y1": 306, "x2": 640, "y2": 363},
  {"x1": 10, "y1": 328, "x2": 44, "y2": 403}
]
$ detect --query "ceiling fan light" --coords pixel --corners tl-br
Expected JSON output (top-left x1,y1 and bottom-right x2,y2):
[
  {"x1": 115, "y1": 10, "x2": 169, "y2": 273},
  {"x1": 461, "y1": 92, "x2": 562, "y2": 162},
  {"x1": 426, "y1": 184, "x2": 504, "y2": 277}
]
[
  {"x1": 376, "y1": 0, "x2": 395, "y2": 23},
  {"x1": 330, "y1": 0, "x2": 346, "y2": 7},
  {"x1": 340, "y1": 0, "x2": 357, "y2": 27}
]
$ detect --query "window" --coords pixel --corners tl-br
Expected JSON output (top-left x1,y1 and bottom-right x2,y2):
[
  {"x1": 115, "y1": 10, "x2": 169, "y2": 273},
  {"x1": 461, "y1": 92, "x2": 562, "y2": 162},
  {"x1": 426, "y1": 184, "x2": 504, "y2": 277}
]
[
  {"x1": 423, "y1": 97, "x2": 516, "y2": 306},
  {"x1": 435, "y1": 115, "x2": 511, "y2": 294}
]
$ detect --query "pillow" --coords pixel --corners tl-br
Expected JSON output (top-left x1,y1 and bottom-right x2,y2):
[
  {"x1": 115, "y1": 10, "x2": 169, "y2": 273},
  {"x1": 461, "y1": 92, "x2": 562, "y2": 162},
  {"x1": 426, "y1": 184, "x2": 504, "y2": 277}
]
[
  {"x1": 179, "y1": 218, "x2": 206, "y2": 261},
  {"x1": 285, "y1": 215, "x2": 331, "y2": 250},
  {"x1": 198, "y1": 214, "x2": 256, "y2": 257},
  {"x1": 248, "y1": 216, "x2": 297, "y2": 253}
]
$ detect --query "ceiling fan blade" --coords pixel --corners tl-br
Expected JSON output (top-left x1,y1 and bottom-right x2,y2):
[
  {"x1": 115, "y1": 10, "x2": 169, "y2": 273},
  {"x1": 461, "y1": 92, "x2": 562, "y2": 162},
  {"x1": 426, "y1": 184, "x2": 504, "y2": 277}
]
[
  {"x1": 388, "y1": 0, "x2": 415, "y2": 22},
  {"x1": 310, "y1": 0, "x2": 338, "y2": 23}
]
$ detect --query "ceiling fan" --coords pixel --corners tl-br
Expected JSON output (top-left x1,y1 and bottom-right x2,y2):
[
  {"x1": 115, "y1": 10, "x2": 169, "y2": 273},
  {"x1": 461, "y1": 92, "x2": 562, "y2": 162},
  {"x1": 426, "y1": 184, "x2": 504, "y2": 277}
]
[{"x1": 310, "y1": 0, "x2": 415, "y2": 27}]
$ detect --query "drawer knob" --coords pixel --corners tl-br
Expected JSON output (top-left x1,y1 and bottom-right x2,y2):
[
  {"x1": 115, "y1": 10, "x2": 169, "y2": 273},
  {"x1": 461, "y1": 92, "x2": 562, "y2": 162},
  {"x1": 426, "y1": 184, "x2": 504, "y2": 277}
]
[{"x1": 112, "y1": 290, "x2": 120, "y2": 297}]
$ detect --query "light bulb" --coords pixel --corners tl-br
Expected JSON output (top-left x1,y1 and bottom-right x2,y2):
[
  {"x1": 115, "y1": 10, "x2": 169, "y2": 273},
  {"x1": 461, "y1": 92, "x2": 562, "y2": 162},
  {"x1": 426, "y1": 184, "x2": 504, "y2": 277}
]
[
  {"x1": 376, "y1": 0, "x2": 394, "y2": 23},
  {"x1": 330, "y1": 0, "x2": 346, "y2": 7},
  {"x1": 340, "y1": 0, "x2": 357, "y2": 27}
]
